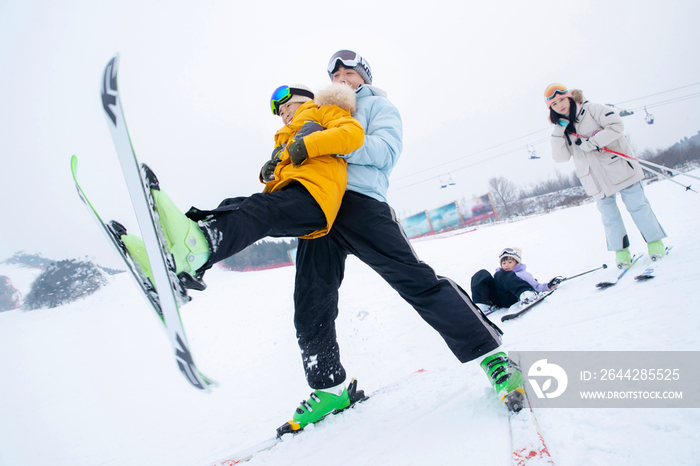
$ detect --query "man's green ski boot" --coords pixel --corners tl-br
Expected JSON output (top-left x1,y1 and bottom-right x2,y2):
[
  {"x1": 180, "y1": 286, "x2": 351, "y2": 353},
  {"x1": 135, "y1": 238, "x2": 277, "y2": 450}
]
[
  {"x1": 121, "y1": 164, "x2": 210, "y2": 292},
  {"x1": 120, "y1": 233, "x2": 154, "y2": 287},
  {"x1": 480, "y1": 352, "x2": 525, "y2": 412},
  {"x1": 276, "y1": 379, "x2": 366, "y2": 437}
]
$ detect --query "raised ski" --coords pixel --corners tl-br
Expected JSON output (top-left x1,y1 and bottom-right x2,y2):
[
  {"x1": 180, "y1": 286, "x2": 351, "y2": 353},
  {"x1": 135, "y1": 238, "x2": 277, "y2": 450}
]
[{"x1": 94, "y1": 53, "x2": 215, "y2": 391}]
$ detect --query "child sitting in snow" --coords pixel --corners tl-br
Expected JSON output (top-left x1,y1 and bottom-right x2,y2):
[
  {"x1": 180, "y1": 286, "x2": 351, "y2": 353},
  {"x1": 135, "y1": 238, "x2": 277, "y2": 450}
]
[{"x1": 470, "y1": 247, "x2": 556, "y2": 312}]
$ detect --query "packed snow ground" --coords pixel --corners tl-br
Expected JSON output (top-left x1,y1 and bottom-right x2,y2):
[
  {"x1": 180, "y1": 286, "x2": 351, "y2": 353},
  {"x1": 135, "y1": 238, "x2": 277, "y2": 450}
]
[{"x1": 1, "y1": 171, "x2": 699, "y2": 466}]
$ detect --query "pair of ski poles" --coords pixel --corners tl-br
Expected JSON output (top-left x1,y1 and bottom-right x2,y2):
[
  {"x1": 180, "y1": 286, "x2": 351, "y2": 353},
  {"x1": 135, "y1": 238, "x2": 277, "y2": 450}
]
[
  {"x1": 548, "y1": 263, "x2": 607, "y2": 288},
  {"x1": 569, "y1": 131, "x2": 699, "y2": 193}
]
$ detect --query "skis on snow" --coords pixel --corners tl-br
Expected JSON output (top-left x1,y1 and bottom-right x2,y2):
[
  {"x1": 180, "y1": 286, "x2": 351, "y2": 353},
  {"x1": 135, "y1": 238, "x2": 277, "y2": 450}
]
[
  {"x1": 507, "y1": 355, "x2": 554, "y2": 466},
  {"x1": 635, "y1": 246, "x2": 673, "y2": 281},
  {"x1": 500, "y1": 290, "x2": 555, "y2": 322},
  {"x1": 206, "y1": 370, "x2": 425, "y2": 465},
  {"x1": 71, "y1": 54, "x2": 215, "y2": 392},
  {"x1": 595, "y1": 254, "x2": 643, "y2": 289}
]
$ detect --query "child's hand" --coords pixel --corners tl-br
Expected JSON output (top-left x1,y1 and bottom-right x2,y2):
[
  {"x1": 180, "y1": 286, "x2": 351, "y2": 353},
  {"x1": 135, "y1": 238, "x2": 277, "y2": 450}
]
[
  {"x1": 547, "y1": 277, "x2": 562, "y2": 290},
  {"x1": 261, "y1": 159, "x2": 279, "y2": 182}
]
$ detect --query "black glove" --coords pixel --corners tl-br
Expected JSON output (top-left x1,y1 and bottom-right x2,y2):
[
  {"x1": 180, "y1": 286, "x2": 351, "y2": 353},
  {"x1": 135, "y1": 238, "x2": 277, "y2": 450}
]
[
  {"x1": 261, "y1": 159, "x2": 279, "y2": 182},
  {"x1": 548, "y1": 277, "x2": 563, "y2": 289},
  {"x1": 577, "y1": 138, "x2": 600, "y2": 152},
  {"x1": 261, "y1": 145, "x2": 285, "y2": 182},
  {"x1": 288, "y1": 138, "x2": 309, "y2": 166}
]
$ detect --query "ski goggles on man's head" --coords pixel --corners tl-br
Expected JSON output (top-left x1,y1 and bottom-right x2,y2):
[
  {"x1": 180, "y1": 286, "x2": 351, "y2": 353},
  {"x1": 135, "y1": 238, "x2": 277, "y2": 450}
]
[
  {"x1": 270, "y1": 85, "x2": 314, "y2": 116},
  {"x1": 544, "y1": 83, "x2": 569, "y2": 101},
  {"x1": 327, "y1": 50, "x2": 373, "y2": 83},
  {"x1": 499, "y1": 248, "x2": 522, "y2": 261}
]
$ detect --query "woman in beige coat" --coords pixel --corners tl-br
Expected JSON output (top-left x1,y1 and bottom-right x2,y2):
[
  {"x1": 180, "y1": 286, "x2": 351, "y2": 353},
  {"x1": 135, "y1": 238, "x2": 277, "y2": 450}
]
[{"x1": 545, "y1": 83, "x2": 667, "y2": 268}]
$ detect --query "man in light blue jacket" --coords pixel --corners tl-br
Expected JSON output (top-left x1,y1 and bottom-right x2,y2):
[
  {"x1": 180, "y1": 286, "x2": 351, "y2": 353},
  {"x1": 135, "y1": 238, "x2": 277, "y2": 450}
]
[{"x1": 283, "y1": 50, "x2": 519, "y2": 432}]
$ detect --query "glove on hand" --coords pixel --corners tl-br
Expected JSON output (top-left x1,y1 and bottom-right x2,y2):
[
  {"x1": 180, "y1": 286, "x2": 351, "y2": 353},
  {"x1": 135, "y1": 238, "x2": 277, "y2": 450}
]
[
  {"x1": 578, "y1": 138, "x2": 600, "y2": 152},
  {"x1": 261, "y1": 159, "x2": 279, "y2": 182},
  {"x1": 288, "y1": 138, "x2": 309, "y2": 165},
  {"x1": 261, "y1": 145, "x2": 285, "y2": 182},
  {"x1": 547, "y1": 277, "x2": 563, "y2": 290},
  {"x1": 296, "y1": 121, "x2": 324, "y2": 138}
]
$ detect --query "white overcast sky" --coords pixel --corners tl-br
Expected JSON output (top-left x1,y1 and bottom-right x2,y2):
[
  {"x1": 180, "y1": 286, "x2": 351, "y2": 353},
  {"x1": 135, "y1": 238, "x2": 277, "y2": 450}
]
[{"x1": 1, "y1": 0, "x2": 699, "y2": 266}]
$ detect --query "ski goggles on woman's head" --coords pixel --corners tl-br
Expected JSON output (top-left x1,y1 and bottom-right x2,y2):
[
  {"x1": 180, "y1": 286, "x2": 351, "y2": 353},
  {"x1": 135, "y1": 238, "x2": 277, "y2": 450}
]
[
  {"x1": 270, "y1": 85, "x2": 314, "y2": 116},
  {"x1": 499, "y1": 248, "x2": 522, "y2": 260},
  {"x1": 544, "y1": 83, "x2": 569, "y2": 101}
]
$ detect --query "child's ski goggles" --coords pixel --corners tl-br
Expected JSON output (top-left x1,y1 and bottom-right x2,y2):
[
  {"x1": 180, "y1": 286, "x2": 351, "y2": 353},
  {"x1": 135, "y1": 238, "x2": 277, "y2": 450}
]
[
  {"x1": 544, "y1": 83, "x2": 569, "y2": 101},
  {"x1": 499, "y1": 248, "x2": 522, "y2": 260},
  {"x1": 270, "y1": 85, "x2": 314, "y2": 116}
]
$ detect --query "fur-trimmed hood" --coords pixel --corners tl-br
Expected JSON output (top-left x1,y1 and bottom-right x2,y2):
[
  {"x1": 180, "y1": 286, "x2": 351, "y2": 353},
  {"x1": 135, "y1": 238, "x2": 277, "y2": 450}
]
[
  {"x1": 314, "y1": 83, "x2": 357, "y2": 113},
  {"x1": 571, "y1": 89, "x2": 585, "y2": 104}
]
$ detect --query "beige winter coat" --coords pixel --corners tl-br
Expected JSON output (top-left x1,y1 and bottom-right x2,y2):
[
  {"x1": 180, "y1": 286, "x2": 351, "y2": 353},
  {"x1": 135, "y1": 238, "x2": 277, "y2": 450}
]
[{"x1": 551, "y1": 90, "x2": 644, "y2": 200}]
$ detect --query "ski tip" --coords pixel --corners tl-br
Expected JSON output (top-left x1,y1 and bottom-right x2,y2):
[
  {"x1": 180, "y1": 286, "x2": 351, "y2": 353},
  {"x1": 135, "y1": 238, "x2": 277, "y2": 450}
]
[
  {"x1": 596, "y1": 282, "x2": 614, "y2": 289},
  {"x1": 70, "y1": 155, "x2": 79, "y2": 177}
]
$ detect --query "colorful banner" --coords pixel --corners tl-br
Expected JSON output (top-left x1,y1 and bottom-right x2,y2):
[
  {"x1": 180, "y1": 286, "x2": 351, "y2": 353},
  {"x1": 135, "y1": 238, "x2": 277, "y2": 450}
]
[
  {"x1": 427, "y1": 202, "x2": 462, "y2": 232},
  {"x1": 459, "y1": 194, "x2": 496, "y2": 225},
  {"x1": 400, "y1": 193, "x2": 496, "y2": 239},
  {"x1": 400, "y1": 211, "x2": 433, "y2": 238}
]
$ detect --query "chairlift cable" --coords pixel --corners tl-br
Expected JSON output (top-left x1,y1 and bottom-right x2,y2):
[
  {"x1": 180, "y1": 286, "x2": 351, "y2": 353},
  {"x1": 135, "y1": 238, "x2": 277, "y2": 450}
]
[{"x1": 614, "y1": 81, "x2": 700, "y2": 105}]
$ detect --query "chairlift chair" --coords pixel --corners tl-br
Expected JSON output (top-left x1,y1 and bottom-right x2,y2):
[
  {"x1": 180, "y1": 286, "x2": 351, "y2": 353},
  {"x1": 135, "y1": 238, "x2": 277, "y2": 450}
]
[
  {"x1": 644, "y1": 107, "x2": 654, "y2": 125},
  {"x1": 527, "y1": 145, "x2": 540, "y2": 159}
]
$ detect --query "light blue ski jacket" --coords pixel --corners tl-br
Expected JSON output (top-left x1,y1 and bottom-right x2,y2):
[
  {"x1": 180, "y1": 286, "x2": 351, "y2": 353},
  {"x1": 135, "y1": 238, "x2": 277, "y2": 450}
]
[{"x1": 337, "y1": 85, "x2": 403, "y2": 202}]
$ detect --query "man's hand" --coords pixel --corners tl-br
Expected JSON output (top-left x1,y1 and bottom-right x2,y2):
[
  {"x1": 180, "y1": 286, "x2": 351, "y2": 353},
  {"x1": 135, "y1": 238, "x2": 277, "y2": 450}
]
[{"x1": 288, "y1": 139, "x2": 309, "y2": 165}]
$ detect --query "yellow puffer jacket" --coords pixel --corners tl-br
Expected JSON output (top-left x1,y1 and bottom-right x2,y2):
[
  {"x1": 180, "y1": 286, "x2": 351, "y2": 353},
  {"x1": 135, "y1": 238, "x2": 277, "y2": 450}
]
[{"x1": 262, "y1": 84, "x2": 364, "y2": 238}]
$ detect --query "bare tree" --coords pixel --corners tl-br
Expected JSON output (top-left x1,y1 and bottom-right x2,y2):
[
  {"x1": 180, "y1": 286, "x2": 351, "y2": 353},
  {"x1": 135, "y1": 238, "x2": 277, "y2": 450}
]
[{"x1": 488, "y1": 176, "x2": 520, "y2": 218}]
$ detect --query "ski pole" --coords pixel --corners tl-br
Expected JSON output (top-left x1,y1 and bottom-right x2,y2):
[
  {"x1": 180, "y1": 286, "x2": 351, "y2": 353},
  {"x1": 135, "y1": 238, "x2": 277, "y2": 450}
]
[
  {"x1": 624, "y1": 157, "x2": 699, "y2": 181},
  {"x1": 568, "y1": 131, "x2": 698, "y2": 192},
  {"x1": 549, "y1": 264, "x2": 607, "y2": 287},
  {"x1": 633, "y1": 162, "x2": 697, "y2": 193}
]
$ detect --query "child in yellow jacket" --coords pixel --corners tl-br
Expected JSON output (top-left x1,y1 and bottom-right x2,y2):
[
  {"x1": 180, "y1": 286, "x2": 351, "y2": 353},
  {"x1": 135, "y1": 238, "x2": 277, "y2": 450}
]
[
  {"x1": 260, "y1": 83, "x2": 362, "y2": 238},
  {"x1": 121, "y1": 83, "x2": 363, "y2": 290}
]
